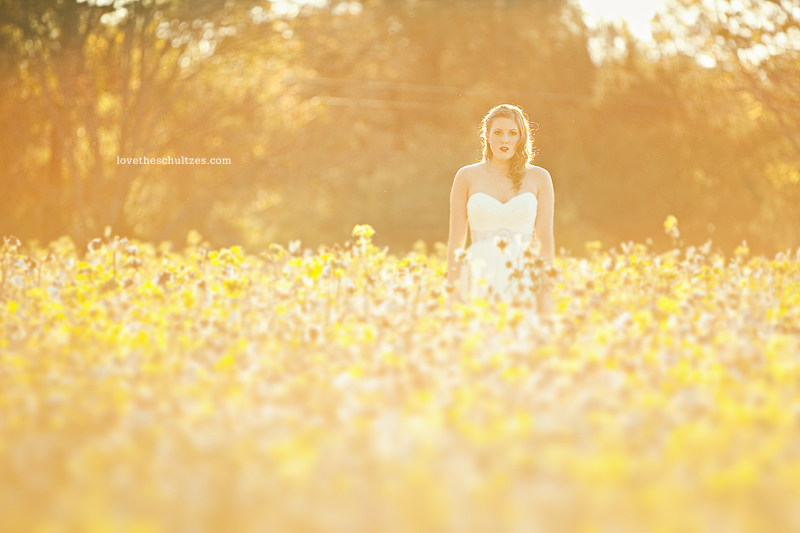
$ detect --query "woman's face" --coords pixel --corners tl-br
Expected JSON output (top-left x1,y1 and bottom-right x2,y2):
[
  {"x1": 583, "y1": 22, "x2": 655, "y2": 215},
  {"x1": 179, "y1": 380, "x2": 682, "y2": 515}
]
[{"x1": 487, "y1": 116, "x2": 521, "y2": 160}]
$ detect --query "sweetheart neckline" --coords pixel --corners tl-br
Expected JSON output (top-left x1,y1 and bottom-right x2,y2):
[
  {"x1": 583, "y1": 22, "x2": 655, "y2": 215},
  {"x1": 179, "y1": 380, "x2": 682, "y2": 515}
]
[{"x1": 468, "y1": 191, "x2": 537, "y2": 206}]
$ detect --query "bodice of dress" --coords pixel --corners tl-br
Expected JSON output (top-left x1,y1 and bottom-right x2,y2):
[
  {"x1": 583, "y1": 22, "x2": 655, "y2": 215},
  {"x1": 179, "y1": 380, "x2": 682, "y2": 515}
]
[
  {"x1": 467, "y1": 192, "x2": 537, "y2": 243},
  {"x1": 460, "y1": 191, "x2": 539, "y2": 301}
]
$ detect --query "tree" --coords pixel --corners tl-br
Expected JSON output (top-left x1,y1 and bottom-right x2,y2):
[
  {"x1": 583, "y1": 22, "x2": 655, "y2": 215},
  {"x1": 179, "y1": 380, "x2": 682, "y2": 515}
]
[
  {"x1": 649, "y1": 0, "x2": 800, "y2": 250},
  {"x1": 275, "y1": 0, "x2": 598, "y2": 249},
  {"x1": 0, "y1": 0, "x2": 300, "y2": 244}
]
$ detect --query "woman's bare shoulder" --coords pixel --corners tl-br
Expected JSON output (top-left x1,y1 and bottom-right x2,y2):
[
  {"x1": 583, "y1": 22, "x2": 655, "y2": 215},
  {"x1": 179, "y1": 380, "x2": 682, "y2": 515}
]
[
  {"x1": 525, "y1": 165, "x2": 551, "y2": 179},
  {"x1": 453, "y1": 163, "x2": 483, "y2": 190},
  {"x1": 456, "y1": 162, "x2": 484, "y2": 177},
  {"x1": 525, "y1": 165, "x2": 553, "y2": 196}
]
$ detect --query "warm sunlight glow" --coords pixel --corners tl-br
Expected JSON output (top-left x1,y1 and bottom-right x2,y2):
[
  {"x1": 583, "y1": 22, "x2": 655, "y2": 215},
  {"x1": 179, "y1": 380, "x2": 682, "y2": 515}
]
[
  {"x1": 579, "y1": 0, "x2": 668, "y2": 41},
  {"x1": 2, "y1": 0, "x2": 800, "y2": 528}
]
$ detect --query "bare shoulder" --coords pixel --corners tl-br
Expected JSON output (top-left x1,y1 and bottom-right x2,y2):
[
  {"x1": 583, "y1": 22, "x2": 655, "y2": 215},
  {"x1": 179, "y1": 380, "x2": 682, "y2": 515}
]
[
  {"x1": 455, "y1": 162, "x2": 482, "y2": 179},
  {"x1": 526, "y1": 165, "x2": 553, "y2": 195},
  {"x1": 525, "y1": 164, "x2": 552, "y2": 181},
  {"x1": 453, "y1": 163, "x2": 481, "y2": 188}
]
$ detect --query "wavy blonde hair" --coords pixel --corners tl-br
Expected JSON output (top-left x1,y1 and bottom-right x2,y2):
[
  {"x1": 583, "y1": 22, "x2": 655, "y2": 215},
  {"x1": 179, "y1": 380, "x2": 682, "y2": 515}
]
[{"x1": 480, "y1": 104, "x2": 537, "y2": 193}]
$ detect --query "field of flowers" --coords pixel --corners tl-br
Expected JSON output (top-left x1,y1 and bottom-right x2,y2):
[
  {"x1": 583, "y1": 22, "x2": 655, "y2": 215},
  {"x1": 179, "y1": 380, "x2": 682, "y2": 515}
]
[{"x1": 1, "y1": 221, "x2": 799, "y2": 533}]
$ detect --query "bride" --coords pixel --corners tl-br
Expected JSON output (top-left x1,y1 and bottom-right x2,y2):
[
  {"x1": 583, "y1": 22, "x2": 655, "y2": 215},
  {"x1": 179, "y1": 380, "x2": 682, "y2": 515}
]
[{"x1": 446, "y1": 104, "x2": 555, "y2": 313}]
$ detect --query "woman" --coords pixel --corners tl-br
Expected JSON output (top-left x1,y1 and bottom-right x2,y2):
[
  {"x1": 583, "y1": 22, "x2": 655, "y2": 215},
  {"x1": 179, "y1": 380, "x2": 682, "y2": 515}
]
[{"x1": 446, "y1": 104, "x2": 555, "y2": 313}]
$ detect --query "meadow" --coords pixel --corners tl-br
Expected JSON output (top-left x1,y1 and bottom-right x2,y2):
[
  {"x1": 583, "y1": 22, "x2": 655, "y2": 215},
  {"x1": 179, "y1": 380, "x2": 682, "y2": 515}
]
[{"x1": 1, "y1": 221, "x2": 799, "y2": 533}]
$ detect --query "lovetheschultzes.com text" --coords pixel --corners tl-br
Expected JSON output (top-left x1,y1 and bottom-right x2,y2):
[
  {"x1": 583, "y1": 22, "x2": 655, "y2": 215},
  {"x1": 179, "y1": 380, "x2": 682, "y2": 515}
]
[{"x1": 116, "y1": 155, "x2": 231, "y2": 165}]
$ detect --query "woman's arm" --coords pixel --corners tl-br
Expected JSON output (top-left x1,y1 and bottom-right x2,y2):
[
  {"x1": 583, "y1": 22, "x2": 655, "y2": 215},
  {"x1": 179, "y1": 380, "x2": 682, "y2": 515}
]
[
  {"x1": 534, "y1": 168, "x2": 555, "y2": 314},
  {"x1": 446, "y1": 168, "x2": 470, "y2": 290}
]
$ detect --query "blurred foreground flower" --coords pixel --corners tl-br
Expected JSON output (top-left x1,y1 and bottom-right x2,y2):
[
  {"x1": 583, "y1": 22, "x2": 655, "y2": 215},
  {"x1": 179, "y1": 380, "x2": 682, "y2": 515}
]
[
  {"x1": 0, "y1": 231, "x2": 797, "y2": 533},
  {"x1": 352, "y1": 224, "x2": 375, "y2": 238},
  {"x1": 664, "y1": 215, "x2": 680, "y2": 240}
]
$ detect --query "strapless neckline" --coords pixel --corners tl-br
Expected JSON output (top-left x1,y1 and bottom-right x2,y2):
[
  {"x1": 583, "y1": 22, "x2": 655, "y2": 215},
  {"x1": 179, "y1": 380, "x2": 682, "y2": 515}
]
[
  {"x1": 461, "y1": 189, "x2": 538, "y2": 301},
  {"x1": 468, "y1": 191, "x2": 537, "y2": 206}
]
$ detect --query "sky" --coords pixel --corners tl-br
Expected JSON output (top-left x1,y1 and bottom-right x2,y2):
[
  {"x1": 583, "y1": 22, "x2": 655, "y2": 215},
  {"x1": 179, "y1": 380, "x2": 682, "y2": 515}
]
[
  {"x1": 577, "y1": 0, "x2": 669, "y2": 42},
  {"x1": 270, "y1": 1, "x2": 672, "y2": 43}
]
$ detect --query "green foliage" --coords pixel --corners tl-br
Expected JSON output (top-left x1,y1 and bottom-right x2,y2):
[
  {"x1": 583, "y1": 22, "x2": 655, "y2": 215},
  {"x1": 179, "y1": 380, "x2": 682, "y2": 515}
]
[{"x1": 0, "y1": 0, "x2": 798, "y2": 255}]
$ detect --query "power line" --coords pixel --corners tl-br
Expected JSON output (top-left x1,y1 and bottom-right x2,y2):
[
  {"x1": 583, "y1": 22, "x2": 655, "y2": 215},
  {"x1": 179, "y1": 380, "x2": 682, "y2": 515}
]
[
  {"x1": 301, "y1": 75, "x2": 593, "y2": 103},
  {"x1": 298, "y1": 75, "x2": 687, "y2": 108},
  {"x1": 315, "y1": 95, "x2": 451, "y2": 111}
]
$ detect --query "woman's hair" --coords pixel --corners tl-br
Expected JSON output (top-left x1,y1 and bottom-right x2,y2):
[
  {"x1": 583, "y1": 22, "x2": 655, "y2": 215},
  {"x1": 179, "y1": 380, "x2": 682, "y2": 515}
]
[{"x1": 480, "y1": 104, "x2": 538, "y2": 193}]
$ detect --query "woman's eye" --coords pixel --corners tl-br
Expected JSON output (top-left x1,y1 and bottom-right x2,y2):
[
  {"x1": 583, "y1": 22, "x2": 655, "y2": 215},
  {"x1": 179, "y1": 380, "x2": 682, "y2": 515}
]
[{"x1": 510, "y1": 131, "x2": 518, "y2": 136}]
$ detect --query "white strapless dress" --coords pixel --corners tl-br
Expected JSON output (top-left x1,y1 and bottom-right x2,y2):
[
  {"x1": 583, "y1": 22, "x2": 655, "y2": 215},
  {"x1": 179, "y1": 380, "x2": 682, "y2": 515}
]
[{"x1": 459, "y1": 191, "x2": 538, "y2": 301}]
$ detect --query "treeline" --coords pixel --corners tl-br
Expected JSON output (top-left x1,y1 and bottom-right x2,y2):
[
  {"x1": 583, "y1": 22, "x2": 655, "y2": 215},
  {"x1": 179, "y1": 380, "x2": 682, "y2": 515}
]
[{"x1": 0, "y1": 0, "x2": 797, "y2": 256}]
